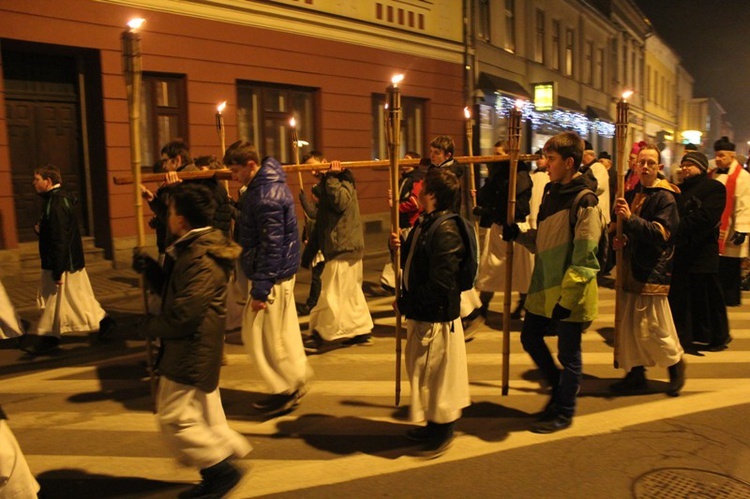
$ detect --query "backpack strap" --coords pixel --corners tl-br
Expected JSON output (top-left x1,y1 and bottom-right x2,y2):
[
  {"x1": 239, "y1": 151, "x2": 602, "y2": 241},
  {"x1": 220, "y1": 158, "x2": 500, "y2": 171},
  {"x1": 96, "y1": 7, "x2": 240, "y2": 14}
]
[
  {"x1": 423, "y1": 213, "x2": 457, "y2": 245},
  {"x1": 569, "y1": 189, "x2": 597, "y2": 227}
]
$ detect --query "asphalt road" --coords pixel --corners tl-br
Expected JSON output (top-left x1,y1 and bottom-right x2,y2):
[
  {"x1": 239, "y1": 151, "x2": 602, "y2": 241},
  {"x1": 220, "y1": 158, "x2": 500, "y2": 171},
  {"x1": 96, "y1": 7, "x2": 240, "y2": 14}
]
[{"x1": 2, "y1": 255, "x2": 750, "y2": 498}]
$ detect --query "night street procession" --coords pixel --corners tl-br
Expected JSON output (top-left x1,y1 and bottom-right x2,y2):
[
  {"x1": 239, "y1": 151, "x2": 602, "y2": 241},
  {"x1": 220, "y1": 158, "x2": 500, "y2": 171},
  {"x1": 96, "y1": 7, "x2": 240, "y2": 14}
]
[{"x1": 1, "y1": 1, "x2": 749, "y2": 498}]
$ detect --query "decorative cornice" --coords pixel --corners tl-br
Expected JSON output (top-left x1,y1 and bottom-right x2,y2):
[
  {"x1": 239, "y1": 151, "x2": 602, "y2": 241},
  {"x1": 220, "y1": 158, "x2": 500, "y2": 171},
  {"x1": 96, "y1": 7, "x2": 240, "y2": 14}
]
[{"x1": 95, "y1": 0, "x2": 465, "y2": 63}]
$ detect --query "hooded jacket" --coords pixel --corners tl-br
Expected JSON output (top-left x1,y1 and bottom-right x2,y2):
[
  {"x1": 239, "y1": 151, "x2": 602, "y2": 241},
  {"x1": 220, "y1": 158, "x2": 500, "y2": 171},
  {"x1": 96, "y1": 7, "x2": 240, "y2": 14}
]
[
  {"x1": 517, "y1": 173, "x2": 602, "y2": 322},
  {"x1": 621, "y1": 179, "x2": 680, "y2": 294},
  {"x1": 38, "y1": 187, "x2": 85, "y2": 281},
  {"x1": 311, "y1": 168, "x2": 365, "y2": 261},
  {"x1": 239, "y1": 157, "x2": 301, "y2": 301},
  {"x1": 141, "y1": 229, "x2": 240, "y2": 393}
]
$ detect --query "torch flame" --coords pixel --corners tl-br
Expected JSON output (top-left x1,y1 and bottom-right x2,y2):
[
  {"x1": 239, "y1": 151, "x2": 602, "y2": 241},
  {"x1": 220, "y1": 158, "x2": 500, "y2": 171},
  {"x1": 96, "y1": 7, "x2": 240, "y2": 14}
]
[
  {"x1": 391, "y1": 74, "x2": 404, "y2": 85},
  {"x1": 622, "y1": 90, "x2": 634, "y2": 100},
  {"x1": 217, "y1": 101, "x2": 227, "y2": 114},
  {"x1": 289, "y1": 117, "x2": 296, "y2": 128},
  {"x1": 464, "y1": 106, "x2": 471, "y2": 120},
  {"x1": 127, "y1": 18, "x2": 146, "y2": 30},
  {"x1": 515, "y1": 99, "x2": 526, "y2": 110}
]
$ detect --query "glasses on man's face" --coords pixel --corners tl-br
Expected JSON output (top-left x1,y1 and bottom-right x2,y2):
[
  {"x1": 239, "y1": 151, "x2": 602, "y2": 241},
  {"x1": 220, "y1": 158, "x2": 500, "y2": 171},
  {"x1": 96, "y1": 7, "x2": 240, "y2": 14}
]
[{"x1": 637, "y1": 160, "x2": 659, "y2": 167}]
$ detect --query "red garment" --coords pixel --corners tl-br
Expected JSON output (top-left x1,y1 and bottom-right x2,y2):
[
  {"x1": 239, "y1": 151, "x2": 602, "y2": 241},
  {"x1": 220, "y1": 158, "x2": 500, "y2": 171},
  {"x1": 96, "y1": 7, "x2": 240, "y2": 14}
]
[{"x1": 712, "y1": 165, "x2": 741, "y2": 253}]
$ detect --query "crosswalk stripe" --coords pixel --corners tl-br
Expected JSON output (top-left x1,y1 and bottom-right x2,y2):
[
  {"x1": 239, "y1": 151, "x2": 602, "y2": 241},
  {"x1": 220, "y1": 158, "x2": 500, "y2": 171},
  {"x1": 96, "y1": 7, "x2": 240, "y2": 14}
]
[{"x1": 234, "y1": 382, "x2": 750, "y2": 497}]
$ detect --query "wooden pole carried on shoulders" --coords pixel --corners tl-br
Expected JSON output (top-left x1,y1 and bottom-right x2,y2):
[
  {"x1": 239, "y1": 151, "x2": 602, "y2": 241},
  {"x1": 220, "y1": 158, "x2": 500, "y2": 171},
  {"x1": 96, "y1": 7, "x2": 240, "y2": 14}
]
[
  {"x1": 112, "y1": 154, "x2": 540, "y2": 186},
  {"x1": 501, "y1": 102, "x2": 524, "y2": 396}
]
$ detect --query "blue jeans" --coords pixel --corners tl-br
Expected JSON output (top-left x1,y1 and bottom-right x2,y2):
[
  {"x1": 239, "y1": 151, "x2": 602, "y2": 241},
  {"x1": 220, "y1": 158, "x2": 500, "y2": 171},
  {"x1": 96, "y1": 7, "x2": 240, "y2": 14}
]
[{"x1": 521, "y1": 311, "x2": 588, "y2": 418}]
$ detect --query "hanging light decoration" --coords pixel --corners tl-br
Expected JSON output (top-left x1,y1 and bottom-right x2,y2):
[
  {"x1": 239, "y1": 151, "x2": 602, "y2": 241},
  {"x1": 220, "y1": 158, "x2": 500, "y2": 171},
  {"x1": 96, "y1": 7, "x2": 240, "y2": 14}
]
[{"x1": 494, "y1": 94, "x2": 615, "y2": 138}]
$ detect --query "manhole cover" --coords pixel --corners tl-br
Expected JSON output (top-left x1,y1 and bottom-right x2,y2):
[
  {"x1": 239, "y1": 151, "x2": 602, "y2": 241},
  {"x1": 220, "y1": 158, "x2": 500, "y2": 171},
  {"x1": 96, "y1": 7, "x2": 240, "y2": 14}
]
[{"x1": 634, "y1": 468, "x2": 750, "y2": 498}]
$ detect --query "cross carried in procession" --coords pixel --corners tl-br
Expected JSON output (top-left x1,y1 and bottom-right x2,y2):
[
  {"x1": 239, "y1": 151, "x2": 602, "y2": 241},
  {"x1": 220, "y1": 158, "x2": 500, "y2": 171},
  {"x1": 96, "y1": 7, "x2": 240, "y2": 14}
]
[{"x1": 115, "y1": 71, "x2": 540, "y2": 403}]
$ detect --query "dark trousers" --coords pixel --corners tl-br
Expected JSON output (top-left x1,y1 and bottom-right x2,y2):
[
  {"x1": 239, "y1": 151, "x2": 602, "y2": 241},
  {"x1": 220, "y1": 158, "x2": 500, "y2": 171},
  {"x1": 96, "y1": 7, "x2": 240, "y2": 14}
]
[
  {"x1": 306, "y1": 261, "x2": 326, "y2": 308},
  {"x1": 718, "y1": 256, "x2": 742, "y2": 306},
  {"x1": 521, "y1": 311, "x2": 587, "y2": 418}
]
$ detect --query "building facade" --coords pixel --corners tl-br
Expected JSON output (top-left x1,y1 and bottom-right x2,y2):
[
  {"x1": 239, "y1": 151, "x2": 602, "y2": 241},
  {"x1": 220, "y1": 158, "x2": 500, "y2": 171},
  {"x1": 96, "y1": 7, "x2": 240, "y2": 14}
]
[{"x1": 0, "y1": 0, "x2": 467, "y2": 269}]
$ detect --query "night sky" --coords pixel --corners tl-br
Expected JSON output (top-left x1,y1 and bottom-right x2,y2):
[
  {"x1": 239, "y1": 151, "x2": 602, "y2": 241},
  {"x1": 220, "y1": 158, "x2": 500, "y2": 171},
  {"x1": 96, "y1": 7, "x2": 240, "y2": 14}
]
[{"x1": 633, "y1": 0, "x2": 750, "y2": 152}]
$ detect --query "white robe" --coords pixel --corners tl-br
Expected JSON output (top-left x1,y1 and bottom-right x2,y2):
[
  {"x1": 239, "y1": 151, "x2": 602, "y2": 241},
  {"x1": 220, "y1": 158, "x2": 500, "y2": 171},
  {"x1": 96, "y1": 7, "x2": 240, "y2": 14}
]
[
  {"x1": 615, "y1": 291, "x2": 684, "y2": 373},
  {"x1": 225, "y1": 262, "x2": 248, "y2": 332},
  {"x1": 713, "y1": 161, "x2": 750, "y2": 258},
  {"x1": 0, "y1": 419, "x2": 40, "y2": 499},
  {"x1": 589, "y1": 161, "x2": 611, "y2": 224},
  {"x1": 242, "y1": 277, "x2": 312, "y2": 394},
  {"x1": 35, "y1": 269, "x2": 106, "y2": 336},
  {"x1": 406, "y1": 318, "x2": 470, "y2": 424},
  {"x1": 0, "y1": 282, "x2": 24, "y2": 340},
  {"x1": 475, "y1": 223, "x2": 533, "y2": 293},
  {"x1": 156, "y1": 379, "x2": 252, "y2": 469},
  {"x1": 309, "y1": 259, "x2": 373, "y2": 341}
]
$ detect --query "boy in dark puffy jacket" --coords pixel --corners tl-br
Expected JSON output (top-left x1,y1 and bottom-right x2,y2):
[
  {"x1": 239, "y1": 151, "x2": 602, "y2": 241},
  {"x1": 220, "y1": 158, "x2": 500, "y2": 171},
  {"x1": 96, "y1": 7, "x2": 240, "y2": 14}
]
[
  {"x1": 224, "y1": 141, "x2": 312, "y2": 416},
  {"x1": 133, "y1": 183, "x2": 251, "y2": 498}
]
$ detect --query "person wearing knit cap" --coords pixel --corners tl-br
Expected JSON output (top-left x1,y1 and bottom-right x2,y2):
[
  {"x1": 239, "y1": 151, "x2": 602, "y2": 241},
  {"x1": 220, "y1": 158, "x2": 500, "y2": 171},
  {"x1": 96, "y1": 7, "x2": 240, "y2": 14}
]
[
  {"x1": 669, "y1": 151, "x2": 731, "y2": 351},
  {"x1": 670, "y1": 143, "x2": 698, "y2": 185},
  {"x1": 711, "y1": 136, "x2": 750, "y2": 309}
]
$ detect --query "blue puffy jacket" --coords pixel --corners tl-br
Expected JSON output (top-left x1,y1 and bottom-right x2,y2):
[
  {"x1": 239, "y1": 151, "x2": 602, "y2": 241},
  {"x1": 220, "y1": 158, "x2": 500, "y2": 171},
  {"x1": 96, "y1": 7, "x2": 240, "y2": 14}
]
[{"x1": 239, "y1": 157, "x2": 301, "y2": 301}]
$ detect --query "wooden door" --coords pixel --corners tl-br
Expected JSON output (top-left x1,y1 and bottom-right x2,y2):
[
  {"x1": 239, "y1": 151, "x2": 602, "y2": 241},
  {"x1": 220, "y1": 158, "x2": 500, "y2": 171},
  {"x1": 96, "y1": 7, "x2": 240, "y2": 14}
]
[{"x1": 7, "y1": 99, "x2": 86, "y2": 242}]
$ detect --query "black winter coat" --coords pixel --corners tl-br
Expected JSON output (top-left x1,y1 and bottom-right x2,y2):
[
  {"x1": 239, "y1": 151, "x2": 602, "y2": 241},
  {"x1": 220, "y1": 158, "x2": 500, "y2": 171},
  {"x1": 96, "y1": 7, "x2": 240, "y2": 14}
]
[
  {"x1": 140, "y1": 229, "x2": 240, "y2": 393},
  {"x1": 474, "y1": 160, "x2": 532, "y2": 228},
  {"x1": 397, "y1": 209, "x2": 464, "y2": 323},
  {"x1": 38, "y1": 187, "x2": 85, "y2": 281},
  {"x1": 621, "y1": 180, "x2": 680, "y2": 295},
  {"x1": 240, "y1": 157, "x2": 301, "y2": 301},
  {"x1": 673, "y1": 173, "x2": 726, "y2": 274}
]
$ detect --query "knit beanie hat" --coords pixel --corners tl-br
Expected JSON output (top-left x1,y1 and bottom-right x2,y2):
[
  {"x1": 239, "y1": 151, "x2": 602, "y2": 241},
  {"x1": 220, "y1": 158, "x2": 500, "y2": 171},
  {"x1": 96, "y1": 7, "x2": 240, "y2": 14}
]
[
  {"x1": 682, "y1": 151, "x2": 709, "y2": 172},
  {"x1": 714, "y1": 136, "x2": 735, "y2": 152}
]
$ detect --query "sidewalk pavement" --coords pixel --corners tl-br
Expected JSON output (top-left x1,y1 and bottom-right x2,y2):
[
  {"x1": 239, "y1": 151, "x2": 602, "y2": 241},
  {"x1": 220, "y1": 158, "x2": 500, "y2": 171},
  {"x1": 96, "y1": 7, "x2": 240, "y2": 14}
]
[{"x1": 2, "y1": 229, "x2": 390, "y2": 315}]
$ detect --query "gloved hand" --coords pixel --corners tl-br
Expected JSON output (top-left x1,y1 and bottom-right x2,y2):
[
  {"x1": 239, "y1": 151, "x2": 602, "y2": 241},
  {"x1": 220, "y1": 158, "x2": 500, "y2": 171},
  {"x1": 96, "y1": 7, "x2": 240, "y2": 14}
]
[
  {"x1": 472, "y1": 205, "x2": 484, "y2": 217},
  {"x1": 502, "y1": 223, "x2": 520, "y2": 242},
  {"x1": 731, "y1": 232, "x2": 746, "y2": 245},
  {"x1": 132, "y1": 249, "x2": 157, "y2": 274},
  {"x1": 551, "y1": 303, "x2": 572, "y2": 321}
]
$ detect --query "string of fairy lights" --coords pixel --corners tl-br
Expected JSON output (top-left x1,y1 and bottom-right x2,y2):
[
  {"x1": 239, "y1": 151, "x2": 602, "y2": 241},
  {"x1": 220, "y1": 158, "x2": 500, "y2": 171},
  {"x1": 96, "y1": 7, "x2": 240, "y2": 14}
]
[{"x1": 494, "y1": 95, "x2": 616, "y2": 138}]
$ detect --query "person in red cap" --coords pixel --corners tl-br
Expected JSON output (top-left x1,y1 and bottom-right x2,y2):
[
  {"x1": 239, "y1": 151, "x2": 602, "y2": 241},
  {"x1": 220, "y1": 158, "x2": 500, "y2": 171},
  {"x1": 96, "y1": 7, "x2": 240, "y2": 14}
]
[{"x1": 625, "y1": 141, "x2": 648, "y2": 193}]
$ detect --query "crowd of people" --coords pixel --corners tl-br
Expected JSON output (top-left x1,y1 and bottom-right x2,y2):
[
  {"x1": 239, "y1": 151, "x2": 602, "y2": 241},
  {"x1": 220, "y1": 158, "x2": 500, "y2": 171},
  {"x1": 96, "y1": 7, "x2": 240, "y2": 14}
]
[{"x1": 1, "y1": 131, "x2": 746, "y2": 497}]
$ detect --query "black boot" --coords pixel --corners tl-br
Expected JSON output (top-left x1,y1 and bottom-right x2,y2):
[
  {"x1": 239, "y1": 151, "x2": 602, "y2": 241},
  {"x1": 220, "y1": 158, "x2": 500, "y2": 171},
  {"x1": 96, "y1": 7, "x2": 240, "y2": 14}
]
[
  {"x1": 179, "y1": 458, "x2": 243, "y2": 499},
  {"x1": 478, "y1": 291, "x2": 493, "y2": 318},
  {"x1": 667, "y1": 358, "x2": 686, "y2": 397},
  {"x1": 610, "y1": 366, "x2": 647, "y2": 393},
  {"x1": 20, "y1": 335, "x2": 60, "y2": 356},
  {"x1": 511, "y1": 293, "x2": 527, "y2": 320}
]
